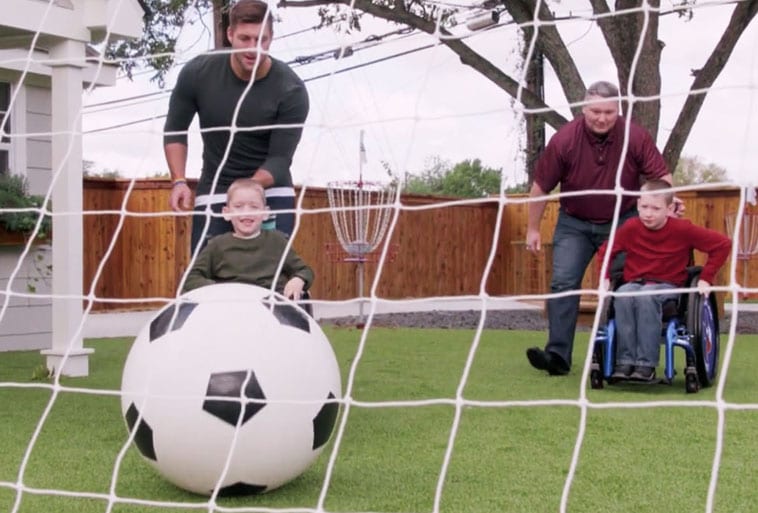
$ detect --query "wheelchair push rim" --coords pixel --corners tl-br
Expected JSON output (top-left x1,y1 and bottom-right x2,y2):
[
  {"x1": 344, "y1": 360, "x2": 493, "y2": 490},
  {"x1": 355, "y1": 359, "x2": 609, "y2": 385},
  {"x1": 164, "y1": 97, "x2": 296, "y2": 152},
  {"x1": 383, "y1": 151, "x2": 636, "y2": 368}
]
[{"x1": 687, "y1": 291, "x2": 720, "y2": 387}]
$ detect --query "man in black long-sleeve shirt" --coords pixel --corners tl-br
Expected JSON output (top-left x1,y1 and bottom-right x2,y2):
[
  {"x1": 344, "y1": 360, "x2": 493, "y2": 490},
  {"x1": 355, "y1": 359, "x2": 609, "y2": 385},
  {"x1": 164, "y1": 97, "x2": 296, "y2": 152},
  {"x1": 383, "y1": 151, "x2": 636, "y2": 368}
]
[{"x1": 164, "y1": 0, "x2": 309, "y2": 250}]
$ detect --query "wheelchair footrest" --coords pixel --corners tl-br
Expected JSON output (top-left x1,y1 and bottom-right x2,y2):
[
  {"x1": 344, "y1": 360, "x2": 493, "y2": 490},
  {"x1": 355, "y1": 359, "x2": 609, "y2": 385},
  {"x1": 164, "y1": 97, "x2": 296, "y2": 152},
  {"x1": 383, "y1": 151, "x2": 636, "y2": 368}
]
[{"x1": 608, "y1": 376, "x2": 672, "y2": 386}]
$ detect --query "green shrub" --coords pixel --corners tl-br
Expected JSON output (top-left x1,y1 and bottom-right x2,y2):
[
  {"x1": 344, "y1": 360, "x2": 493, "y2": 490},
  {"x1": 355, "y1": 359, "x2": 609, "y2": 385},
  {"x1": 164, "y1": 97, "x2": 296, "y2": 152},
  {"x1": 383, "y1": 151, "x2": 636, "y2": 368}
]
[{"x1": 0, "y1": 174, "x2": 51, "y2": 238}]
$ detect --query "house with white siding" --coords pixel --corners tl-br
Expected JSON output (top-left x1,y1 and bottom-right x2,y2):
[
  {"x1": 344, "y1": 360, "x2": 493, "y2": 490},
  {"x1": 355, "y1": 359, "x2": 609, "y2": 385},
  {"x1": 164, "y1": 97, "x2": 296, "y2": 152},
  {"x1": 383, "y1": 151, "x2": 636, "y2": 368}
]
[{"x1": 0, "y1": 0, "x2": 145, "y2": 375}]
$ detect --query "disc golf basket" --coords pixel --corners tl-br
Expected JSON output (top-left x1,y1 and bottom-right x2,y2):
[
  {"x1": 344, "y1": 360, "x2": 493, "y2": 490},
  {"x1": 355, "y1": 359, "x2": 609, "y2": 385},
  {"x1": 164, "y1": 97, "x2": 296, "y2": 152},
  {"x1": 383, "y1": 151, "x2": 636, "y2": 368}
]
[
  {"x1": 326, "y1": 180, "x2": 398, "y2": 319},
  {"x1": 725, "y1": 212, "x2": 758, "y2": 298}
]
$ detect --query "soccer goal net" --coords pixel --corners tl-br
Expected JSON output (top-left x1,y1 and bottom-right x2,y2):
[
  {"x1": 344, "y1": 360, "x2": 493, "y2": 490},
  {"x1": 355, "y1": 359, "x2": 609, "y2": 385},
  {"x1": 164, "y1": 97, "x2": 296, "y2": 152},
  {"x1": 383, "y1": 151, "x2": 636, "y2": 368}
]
[{"x1": 1, "y1": 1, "x2": 757, "y2": 513}]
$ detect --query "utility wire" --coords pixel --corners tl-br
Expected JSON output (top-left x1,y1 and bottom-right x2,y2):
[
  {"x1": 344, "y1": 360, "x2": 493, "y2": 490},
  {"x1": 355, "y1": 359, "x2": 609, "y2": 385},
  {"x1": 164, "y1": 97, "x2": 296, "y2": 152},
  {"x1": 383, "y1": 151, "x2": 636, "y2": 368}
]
[
  {"x1": 85, "y1": 25, "x2": 423, "y2": 111},
  {"x1": 84, "y1": 37, "x2": 437, "y2": 134},
  {"x1": 85, "y1": 0, "x2": 705, "y2": 132}
]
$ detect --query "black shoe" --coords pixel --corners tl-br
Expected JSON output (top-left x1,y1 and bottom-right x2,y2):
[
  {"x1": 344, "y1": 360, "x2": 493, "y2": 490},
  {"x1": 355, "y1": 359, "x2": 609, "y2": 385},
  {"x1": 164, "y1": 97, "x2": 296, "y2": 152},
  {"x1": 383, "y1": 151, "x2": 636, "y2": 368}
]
[
  {"x1": 526, "y1": 347, "x2": 569, "y2": 376},
  {"x1": 611, "y1": 364, "x2": 634, "y2": 380},
  {"x1": 526, "y1": 347, "x2": 549, "y2": 370},
  {"x1": 630, "y1": 366, "x2": 656, "y2": 381}
]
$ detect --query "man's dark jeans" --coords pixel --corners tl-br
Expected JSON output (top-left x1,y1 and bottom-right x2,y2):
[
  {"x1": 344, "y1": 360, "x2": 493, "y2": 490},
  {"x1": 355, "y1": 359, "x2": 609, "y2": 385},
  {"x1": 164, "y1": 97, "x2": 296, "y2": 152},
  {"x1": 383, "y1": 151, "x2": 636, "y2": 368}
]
[{"x1": 544, "y1": 209, "x2": 635, "y2": 368}]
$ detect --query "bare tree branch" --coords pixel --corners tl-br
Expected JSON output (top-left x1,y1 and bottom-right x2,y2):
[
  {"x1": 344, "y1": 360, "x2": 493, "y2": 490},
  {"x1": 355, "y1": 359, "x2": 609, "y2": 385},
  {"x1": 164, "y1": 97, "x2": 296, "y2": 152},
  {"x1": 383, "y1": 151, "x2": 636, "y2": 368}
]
[
  {"x1": 662, "y1": 0, "x2": 758, "y2": 171},
  {"x1": 505, "y1": 0, "x2": 586, "y2": 116},
  {"x1": 279, "y1": 0, "x2": 569, "y2": 129}
]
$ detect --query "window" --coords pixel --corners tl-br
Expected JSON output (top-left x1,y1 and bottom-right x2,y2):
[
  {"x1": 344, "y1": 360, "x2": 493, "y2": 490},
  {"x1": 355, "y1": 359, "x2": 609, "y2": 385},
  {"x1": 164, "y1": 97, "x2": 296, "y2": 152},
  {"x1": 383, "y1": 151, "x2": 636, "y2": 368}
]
[{"x1": 0, "y1": 82, "x2": 10, "y2": 175}]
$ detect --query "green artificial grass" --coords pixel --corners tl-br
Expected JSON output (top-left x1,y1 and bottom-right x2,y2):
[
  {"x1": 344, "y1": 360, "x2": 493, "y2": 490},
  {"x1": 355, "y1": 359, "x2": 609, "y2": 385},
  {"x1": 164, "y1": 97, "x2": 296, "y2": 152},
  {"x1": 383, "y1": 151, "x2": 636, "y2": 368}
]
[{"x1": 1, "y1": 328, "x2": 756, "y2": 513}]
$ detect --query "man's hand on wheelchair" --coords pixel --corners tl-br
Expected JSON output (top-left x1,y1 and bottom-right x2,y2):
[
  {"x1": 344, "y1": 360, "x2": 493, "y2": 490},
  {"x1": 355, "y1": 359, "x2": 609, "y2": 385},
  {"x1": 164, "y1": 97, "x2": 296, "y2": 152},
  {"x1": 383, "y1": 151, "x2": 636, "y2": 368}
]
[
  {"x1": 671, "y1": 197, "x2": 686, "y2": 218},
  {"x1": 697, "y1": 279, "x2": 711, "y2": 296}
]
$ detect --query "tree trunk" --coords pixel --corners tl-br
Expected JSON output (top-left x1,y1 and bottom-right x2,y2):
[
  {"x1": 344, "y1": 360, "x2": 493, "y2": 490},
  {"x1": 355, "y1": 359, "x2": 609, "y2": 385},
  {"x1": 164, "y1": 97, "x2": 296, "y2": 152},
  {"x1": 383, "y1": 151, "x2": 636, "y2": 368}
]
[
  {"x1": 505, "y1": 0, "x2": 586, "y2": 117},
  {"x1": 522, "y1": 27, "x2": 545, "y2": 181},
  {"x1": 594, "y1": 0, "x2": 662, "y2": 138},
  {"x1": 213, "y1": 0, "x2": 231, "y2": 49}
]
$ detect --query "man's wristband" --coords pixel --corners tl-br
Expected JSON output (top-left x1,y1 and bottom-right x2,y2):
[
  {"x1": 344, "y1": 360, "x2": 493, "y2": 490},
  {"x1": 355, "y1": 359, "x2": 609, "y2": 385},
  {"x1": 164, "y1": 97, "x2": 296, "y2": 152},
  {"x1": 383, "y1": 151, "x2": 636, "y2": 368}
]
[{"x1": 172, "y1": 179, "x2": 187, "y2": 187}]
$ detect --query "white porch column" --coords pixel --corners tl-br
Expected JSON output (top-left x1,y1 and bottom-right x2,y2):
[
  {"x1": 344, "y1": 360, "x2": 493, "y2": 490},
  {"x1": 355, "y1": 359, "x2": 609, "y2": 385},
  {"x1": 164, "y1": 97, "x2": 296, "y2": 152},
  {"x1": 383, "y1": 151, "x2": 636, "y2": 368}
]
[{"x1": 40, "y1": 38, "x2": 93, "y2": 377}]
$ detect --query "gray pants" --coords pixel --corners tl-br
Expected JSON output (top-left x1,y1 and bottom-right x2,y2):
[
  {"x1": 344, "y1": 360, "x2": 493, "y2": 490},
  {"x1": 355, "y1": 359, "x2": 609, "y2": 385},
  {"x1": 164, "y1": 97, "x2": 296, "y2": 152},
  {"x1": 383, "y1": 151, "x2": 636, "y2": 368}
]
[{"x1": 614, "y1": 282, "x2": 679, "y2": 367}]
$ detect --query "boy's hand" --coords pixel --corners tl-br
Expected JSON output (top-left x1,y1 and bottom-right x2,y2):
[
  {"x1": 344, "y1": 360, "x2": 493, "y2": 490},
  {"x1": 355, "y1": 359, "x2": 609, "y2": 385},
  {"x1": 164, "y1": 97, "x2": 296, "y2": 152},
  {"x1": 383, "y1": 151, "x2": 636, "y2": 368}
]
[
  {"x1": 601, "y1": 278, "x2": 611, "y2": 292},
  {"x1": 696, "y1": 279, "x2": 711, "y2": 296},
  {"x1": 283, "y1": 277, "x2": 305, "y2": 300}
]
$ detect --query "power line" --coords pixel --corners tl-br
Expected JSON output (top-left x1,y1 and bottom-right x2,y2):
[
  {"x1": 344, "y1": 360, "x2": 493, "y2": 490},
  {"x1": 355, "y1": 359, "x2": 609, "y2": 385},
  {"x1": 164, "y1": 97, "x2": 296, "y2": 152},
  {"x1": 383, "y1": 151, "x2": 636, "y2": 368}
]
[
  {"x1": 86, "y1": 6, "x2": 618, "y2": 131},
  {"x1": 84, "y1": 89, "x2": 172, "y2": 110},
  {"x1": 86, "y1": 7, "x2": 590, "y2": 113},
  {"x1": 84, "y1": 36, "x2": 439, "y2": 134},
  {"x1": 109, "y1": 16, "x2": 348, "y2": 81},
  {"x1": 84, "y1": 25, "x2": 423, "y2": 112}
]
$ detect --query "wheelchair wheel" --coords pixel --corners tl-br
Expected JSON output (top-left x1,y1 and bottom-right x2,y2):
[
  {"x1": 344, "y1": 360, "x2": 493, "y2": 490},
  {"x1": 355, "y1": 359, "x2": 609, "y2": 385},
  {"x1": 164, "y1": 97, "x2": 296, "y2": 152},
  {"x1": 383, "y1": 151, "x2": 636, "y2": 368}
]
[{"x1": 686, "y1": 291, "x2": 720, "y2": 388}]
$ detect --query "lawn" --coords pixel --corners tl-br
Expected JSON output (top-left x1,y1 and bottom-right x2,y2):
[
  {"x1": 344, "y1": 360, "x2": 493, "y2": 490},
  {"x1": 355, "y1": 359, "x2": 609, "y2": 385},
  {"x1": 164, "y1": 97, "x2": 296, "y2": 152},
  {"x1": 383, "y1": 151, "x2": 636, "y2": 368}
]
[{"x1": 1, "y1": 327, "x2": 756, "y2": 513}]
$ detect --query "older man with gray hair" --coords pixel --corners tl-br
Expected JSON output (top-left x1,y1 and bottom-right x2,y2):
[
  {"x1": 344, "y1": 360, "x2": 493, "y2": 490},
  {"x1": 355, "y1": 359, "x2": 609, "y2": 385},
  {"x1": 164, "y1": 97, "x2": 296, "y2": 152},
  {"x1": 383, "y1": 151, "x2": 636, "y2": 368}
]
[{"x1": 524, "y1": 81, "x2": 673, "y2": 376}]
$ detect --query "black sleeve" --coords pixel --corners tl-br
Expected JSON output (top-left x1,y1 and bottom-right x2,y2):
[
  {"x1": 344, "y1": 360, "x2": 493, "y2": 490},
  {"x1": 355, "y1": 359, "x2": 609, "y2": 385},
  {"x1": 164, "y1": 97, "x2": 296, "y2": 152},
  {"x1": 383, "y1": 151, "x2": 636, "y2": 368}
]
[
  {"x1": 259, "y1": 81, "x2": 309, "y2": 184},
  {"x1": 163, "y1": 61, "x2": 198, "y2": 146}
]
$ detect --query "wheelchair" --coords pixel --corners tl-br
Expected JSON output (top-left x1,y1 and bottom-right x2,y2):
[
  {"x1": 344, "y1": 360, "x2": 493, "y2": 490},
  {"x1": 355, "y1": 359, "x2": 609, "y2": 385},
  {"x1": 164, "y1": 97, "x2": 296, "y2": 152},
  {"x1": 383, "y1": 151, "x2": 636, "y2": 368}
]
[{"x1": 589, "y1": 266, "x2": 721, "y2": 394}]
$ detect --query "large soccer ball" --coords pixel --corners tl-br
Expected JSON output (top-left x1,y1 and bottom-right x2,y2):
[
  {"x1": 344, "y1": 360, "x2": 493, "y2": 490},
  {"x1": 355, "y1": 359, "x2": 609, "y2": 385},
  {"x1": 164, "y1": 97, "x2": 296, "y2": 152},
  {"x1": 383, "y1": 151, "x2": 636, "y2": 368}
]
[{"x1": 120, "y1": 283, "x2": 342, "y2": 495}]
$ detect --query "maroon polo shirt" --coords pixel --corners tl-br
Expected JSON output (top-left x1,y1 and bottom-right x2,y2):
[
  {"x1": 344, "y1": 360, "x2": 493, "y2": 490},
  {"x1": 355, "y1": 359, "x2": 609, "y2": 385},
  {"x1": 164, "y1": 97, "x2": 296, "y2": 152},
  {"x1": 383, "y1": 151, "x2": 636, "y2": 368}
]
[{"x1": 534, "y1": 116, "x2": 669, "y2": 223}]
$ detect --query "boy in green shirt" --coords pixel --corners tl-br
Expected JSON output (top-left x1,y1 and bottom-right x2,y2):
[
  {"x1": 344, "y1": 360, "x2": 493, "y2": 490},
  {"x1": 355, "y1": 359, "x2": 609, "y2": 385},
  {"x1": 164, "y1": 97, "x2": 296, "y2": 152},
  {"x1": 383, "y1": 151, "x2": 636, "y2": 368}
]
[{"x1": 182, "y1": 179, "x2": 313, "y2": 298}]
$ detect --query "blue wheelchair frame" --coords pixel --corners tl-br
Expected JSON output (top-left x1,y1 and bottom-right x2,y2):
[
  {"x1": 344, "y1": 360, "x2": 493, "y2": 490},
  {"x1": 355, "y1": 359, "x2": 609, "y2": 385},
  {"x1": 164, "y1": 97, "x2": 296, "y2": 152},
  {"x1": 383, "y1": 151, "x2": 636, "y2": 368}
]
[{"x1": 590, "y1": 267, "x2": 720, "y2": 393}]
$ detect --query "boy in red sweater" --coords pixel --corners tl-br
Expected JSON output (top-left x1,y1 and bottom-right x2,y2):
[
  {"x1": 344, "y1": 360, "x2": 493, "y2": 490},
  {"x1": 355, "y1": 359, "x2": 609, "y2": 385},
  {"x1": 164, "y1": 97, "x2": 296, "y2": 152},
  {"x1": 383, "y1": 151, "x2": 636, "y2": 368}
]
[{"x1": 597, "y1": 180, "x2": 731, "y2": 381}]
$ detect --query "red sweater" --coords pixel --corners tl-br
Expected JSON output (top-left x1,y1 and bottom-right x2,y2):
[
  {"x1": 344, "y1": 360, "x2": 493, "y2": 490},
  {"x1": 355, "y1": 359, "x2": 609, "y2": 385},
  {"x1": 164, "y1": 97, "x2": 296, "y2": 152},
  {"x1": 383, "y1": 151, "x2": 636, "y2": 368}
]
[{"x1": 597, "y1": 217, "x2": 732, "y2": 285}]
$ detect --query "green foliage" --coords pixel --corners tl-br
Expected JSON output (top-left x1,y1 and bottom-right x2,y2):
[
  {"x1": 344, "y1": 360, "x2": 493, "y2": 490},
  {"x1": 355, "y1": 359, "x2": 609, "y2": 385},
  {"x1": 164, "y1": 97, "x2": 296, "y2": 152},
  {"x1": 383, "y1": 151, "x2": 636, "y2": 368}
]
[
  {"x1": 0, "y1": 174, "x2": 51, "y2": 237},
  {"x1": 404, "y1": 157, "x2": 503, "y2": 197},
  {"x1": 106, "y1": 0, "x2": 215, "y2": 85},
  {"x1": 673, "y1": 155, "x2": 729, "y2": 186},
  {"x1": 30, "y1": 363, "x2": 53, "y2": 382},
  {"x1": 84, "y1": 168, "x2": 123, "y2": 179},
  {"x1": 505, "y1": 181, "x2": 530, "y2": 194}
]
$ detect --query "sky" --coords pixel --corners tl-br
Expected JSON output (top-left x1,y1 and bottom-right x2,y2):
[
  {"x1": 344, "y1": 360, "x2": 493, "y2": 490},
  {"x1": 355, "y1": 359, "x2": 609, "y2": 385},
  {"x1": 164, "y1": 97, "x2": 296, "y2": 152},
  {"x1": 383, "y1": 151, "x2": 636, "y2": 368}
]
[{"x1": 80, "y1": 0, "x2": 758, "y2": 188}]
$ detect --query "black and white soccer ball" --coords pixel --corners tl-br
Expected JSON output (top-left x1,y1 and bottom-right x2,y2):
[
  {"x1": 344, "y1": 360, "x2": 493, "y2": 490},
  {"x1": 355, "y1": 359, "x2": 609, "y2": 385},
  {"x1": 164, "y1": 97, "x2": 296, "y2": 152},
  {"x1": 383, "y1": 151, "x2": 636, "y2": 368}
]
[{"x1": 120, "y1": 283, "x2": 342, "y2": 495}]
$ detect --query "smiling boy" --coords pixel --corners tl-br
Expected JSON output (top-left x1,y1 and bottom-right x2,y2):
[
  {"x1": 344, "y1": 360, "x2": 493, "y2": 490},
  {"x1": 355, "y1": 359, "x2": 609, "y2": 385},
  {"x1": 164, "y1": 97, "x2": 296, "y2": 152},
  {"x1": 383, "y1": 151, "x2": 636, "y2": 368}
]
[
  {"x1": 182, "y1": 179, "x2": 313, "y2": 298},
  {"x1": 596, "y1": 179, "x2": 731, "y2": 381}
]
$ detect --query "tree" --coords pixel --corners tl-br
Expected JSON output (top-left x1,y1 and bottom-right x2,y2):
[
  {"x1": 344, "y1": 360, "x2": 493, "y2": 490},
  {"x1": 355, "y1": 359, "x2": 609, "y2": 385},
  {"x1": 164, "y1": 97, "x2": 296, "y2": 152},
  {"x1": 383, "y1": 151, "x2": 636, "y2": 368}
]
[
  {"x1": 673, "y1": 155, "x2": 728, "y2": 186},
  {"x1": 118, "y1": 1, "x2": 758, "y2": 174},
  {"x1": 404, "y1": 158, "x2": 503, "y2": 197}
]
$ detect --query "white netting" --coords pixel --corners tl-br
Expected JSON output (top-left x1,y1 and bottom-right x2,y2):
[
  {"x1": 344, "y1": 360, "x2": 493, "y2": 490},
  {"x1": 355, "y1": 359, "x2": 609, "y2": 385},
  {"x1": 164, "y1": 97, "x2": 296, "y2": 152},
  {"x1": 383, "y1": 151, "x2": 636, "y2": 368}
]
[{"x1": 1, "y1": 1, "x2": 757, "y2": 513}]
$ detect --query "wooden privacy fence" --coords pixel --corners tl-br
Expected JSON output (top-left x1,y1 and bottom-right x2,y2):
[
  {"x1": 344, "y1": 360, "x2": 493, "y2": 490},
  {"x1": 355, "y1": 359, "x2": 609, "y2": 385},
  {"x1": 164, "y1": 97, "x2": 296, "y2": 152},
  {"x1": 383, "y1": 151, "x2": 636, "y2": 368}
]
[{"x1": 82, "y1": 179, "x2": 758, "y2": 312}]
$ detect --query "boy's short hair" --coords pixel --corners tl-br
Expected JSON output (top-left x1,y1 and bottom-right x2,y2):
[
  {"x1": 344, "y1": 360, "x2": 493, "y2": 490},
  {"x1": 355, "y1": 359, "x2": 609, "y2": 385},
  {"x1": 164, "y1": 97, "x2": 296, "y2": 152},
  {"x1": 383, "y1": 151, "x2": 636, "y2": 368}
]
[
  {"x1": 229, "y1": 0, "x2": 274, "y2": 32},
  {"x1": 640, "y1": 179, "x2": 674, "y2": 205},
  {"x1": 226, "y1": 178, "x2": 266, "y2": 204}
]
